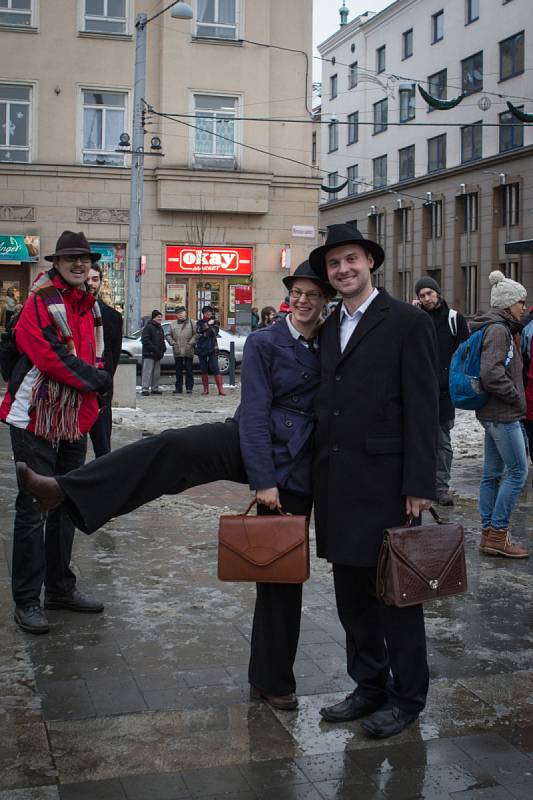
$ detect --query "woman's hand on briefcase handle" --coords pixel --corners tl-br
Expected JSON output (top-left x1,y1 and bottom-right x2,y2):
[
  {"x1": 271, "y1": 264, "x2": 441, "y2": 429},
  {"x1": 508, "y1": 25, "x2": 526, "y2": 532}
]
[
  {"x1": 405, "y1": 496, "x2": 432, "y2": 518},
  {"x1": 256, "y1": 487, "x2": 282, "y2": 511}
]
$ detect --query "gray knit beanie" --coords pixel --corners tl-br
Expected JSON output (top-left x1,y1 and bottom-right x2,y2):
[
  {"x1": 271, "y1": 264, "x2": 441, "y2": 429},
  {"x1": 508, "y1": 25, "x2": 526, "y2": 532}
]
[
  {"x1": 489, "y1": 270, "x2": 527, "y2": 309},
  {"x1": 414, "y1": 276, "x2": 441, "y2": 296}
]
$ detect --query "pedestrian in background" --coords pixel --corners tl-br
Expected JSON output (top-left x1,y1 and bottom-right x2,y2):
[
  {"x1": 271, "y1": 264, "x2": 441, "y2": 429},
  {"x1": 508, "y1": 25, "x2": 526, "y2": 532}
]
[
  {"x1": 251, "y1": 306, "x2": 259, "y2": 331},
  {"x1": 167, "y1": 306, "x2": 196, "y2": 395},
  {"x1": 413, "y1": 277, "x2": 469, "y2": 506},
  {"x1": 87, "y1": 264, "x2": 123, "y2": 456},
  {"x1": 472, "y1": 270, "x2": 529, "y2": 558},
  {"x1": 258, "y1": 306, "x2": 276, "y2": 329},
  {"x1": 4, "y1": 287, "x2": 17, "y2": 325},
  {"x1": 196, "y1": 305, "x2": 225, "y2": 396},
  {"x1": 141, "y1": 310, "x2": 166, "y2": 396}
]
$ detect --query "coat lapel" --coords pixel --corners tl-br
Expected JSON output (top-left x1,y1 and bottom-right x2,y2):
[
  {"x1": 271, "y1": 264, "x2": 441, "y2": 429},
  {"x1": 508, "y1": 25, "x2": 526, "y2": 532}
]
[
  {"x1": 272, "y1": 317, "x2": 319, "y2": 372},
  {"x1": 337, "y1": 289, "x2": 391, "y2": 365}
]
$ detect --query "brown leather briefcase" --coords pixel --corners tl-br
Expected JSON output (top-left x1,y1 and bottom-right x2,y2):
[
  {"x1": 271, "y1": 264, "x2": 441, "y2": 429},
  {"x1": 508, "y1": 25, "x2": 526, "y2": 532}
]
[
  {"x1": 377, "y1": 507, "x2": 467, "y2": 607},
  {"x1": 218, "y1": 500, "x2": 310, "y2": 583}
]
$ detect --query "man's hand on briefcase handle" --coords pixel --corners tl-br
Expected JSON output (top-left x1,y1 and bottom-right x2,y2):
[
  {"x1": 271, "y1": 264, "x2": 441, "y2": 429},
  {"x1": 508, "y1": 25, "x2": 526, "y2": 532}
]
[
  {"x1": 256, "y1": 487, "x2": 282, "y2": 511},
  {"x1": 405, "y1": 496, "x2": 432, "y2": 518}
]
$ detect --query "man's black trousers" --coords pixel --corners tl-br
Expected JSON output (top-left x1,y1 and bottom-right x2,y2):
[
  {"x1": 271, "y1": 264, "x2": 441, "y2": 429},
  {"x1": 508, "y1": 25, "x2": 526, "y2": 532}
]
[
  {"x1": 332, "y1": 563, "x2": 429, "y2": 714},
  {"x1": 10, "y1": 427, "x2": 87, "y2": 607},
  {"x1": 89, "y1": 397, "x2": 112, "y2": 458}
]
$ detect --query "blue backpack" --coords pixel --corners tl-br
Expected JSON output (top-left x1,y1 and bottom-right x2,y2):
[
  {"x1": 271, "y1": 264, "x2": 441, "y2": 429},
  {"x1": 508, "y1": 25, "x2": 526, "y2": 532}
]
[{"x1": 449, "y1": 323, "x2": 513, "y2": 411}]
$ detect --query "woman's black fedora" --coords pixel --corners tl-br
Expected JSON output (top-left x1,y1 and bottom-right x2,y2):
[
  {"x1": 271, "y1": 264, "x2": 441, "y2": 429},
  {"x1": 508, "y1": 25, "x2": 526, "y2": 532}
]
[
  {"x1": 282, "y1": 260, "x2": 335, "y2": 297},
  {"x1": 44, "y1": 231, "x2": 101, "y2": 263},
  {"x1": 309, "y1": 224, "x2": 385, "y2": 279}
]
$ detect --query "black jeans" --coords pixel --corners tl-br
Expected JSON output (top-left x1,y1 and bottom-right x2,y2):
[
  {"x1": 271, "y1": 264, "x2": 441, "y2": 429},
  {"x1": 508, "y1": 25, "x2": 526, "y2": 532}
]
[
  {"x1": 9, "y1": 427, "x2": 87, "y2": 607},
  {"x1": 198, "y1": 352, "x2": 219, "y2": 375},
  {"x1": 174, "y1": 356, "x2": 194, "y2": 392}
]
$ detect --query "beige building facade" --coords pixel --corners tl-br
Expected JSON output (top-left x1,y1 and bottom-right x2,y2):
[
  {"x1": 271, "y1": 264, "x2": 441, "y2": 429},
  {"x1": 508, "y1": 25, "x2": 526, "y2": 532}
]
[{"x1": 0, "y1": 0, "x2": 320, "y2": 329}]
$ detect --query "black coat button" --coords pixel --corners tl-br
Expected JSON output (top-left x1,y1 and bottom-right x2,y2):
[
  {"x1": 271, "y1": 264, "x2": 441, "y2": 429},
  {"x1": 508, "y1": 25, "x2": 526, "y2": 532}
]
[
  {"x1": 301, "y1": 372, "x2": 310, "y2": 379},
  {"x1": 286, "y1": 420, "x2": 293, "y2": 427},
  {"x1": 292, "y1": 395, "x2": 299, "y2": 402},
  {"x1": 335, "y1": 374, "x2": 342, "y2": 381},
  {"x1": 332, "y1": 444, "x2": 339, "y2": 452},
  {"x1": 333, "y1": 409, "x2": 340, "y2": 416}
]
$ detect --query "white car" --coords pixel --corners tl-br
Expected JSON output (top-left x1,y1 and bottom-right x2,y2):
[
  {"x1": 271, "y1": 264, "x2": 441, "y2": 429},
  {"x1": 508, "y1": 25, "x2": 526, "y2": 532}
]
[{"x1": 120, "y1": 322, "x2": 247, "y2": 375}]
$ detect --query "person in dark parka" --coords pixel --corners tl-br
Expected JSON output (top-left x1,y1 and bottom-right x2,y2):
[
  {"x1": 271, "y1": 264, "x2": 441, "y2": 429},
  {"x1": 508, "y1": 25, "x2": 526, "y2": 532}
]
[
  {"x1": 141, "y1": 310, "x2": 166, "y2": 395},
  {"x1": 309, "y1": 224, "x2": 439, "y2": 739}
]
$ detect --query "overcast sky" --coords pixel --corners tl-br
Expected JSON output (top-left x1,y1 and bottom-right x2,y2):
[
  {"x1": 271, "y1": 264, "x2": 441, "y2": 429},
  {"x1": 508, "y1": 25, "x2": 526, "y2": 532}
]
[{"x1": 313, "y1": 0, "x2": 392, "y2": 80}]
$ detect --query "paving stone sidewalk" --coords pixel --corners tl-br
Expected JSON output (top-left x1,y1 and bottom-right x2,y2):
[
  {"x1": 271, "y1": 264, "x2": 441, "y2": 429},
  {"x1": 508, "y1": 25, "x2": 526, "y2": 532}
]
[{"x1": 1, "y1": 386, "x2": 532, "y2": 800}]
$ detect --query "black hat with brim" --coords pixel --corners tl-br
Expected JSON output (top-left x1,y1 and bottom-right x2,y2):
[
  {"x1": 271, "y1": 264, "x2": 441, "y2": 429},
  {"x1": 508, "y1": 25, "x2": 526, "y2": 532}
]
[
  {"x1": 44, "y1": 230, "x2": 101, "y2": 262},
  {"x1": 282, "y1": 260, "x2": 335, "y2": 297},
  {"x1": 309, "y1": 224, "x2": 385, "y2": 279}
]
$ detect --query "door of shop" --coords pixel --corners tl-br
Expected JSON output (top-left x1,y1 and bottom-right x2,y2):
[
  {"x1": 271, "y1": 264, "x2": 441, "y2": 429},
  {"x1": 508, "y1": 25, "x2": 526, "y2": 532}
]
[{"x1": 190, "y1": 279, "x2": 225, "y2": 325}]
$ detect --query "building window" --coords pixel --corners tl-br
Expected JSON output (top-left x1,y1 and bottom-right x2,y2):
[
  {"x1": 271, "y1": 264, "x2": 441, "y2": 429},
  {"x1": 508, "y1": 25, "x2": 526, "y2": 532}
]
[
  {"x1": 427, "y1": 68, "x2": 447, "y2": 112},
  {"x1": 196, "y1": 0, "x2": 237, "y2": 40},
  {"x1": 311, "y1": 131, "x2": 317, "y2": 164},
  {"x1": 347, "y1": 164, "x2": 359, "y2": 196},
  {"x1": 466, "y1": 0, "x2": 479, "y2": 23},
  {"x1": 500, "y1": 183, "x2": 520, "y2": 226},
  {"x1": 462, "y1": 51, "x2": 483, "y2": 95},
  {"x1": 463, "y1": 265, "x2": 478, "y2": 315},
  {"x1": 397, "y1": 207, "x2": 412, "y2": 242},
  {"x1": 500, "y1": 261, "x2": 521, "y2": 281},
  {"x1": 330, "y1": 74, "x2": 338, "y2": 99},
  {"x1": 373, "y1": 98, "x2": 388, "y2": 134},
  {"x1": 376, "y1": 45, "x2": 386, "y2": 73},
  {"x1": 463, "y1": 192, "x2": 478, "y2": 232},
  {"x1": 428, "y1": 133, "x2": 446, "y2": 172},
  {"x1": 399, "y1": 85, "x2": 415, "y2": 122},
  {"x1": 348, "y1": 61, "x2": 358, "y2": 89},
  {"x1": 398, "y1": 145, "x2": 415, "y2": 182},
  {"x1": 327, "y1": 172, "x2": 339, "y2": 202},
  {"x1": 0, "y1": 84, "x2": 31, "y2": 162},
  {"x1": 82, "y1": 90, "x2": 126, "y2": 166},
  {"x1": 373, "y1": 155, "x2": 387, "y2": 188},
  {"x1": 0, "y1": 0, "x2": 33, "y2": 27},
  {"x1": 461, "y1": 121, "x2": 482, "y2": 163},
  {"x1": 500, "y1": 31, "x2": 524, "y2": 80},
  {"x1": 83, "y1": 0, "x2": 127, "y2": 35},
  {"x1": 193, "y1": 94, "x2": 237, "y2": 169},
  {"x1": 402, "y1": 28, "x2": 413, "y2": 59},
  {"x1": 432, "y1": 10, "x2": 444, "y2": 43},
  {"x1": 328, "y1": 121, "x2": 338, "y2": 152},
  {"x1": 347, "y1": 111, "x2": 358, "y2": 145},
  {"x1": 499, "y1": 107, "x2": 524, "y2": 152},
  {"x1": 429, "y1": 199, "x2": 443, "y2": 238}
]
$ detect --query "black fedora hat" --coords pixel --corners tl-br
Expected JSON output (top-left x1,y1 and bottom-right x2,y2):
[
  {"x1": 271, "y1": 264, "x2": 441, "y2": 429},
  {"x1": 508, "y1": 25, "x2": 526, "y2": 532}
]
[
  {"x1": 282, "y1": 260, "x2": 335, "y2": 297},
  {"x1": 44, "y1": 231, "x2": 100, "y2": 262},
  {"x1": 309, "y1": 224, "x2": 385, "y2": 279}
]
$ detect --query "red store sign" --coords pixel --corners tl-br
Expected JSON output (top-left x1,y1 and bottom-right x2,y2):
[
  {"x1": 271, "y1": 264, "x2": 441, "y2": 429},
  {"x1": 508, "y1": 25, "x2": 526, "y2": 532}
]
[{"x1": 166, "y1": 245, "x2": 253, "y2": 276}]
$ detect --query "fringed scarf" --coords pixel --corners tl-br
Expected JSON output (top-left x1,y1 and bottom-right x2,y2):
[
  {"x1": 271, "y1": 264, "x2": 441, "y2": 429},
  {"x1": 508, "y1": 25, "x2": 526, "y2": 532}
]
[{"x1": 29, "y1": 271, "x2": 104, "y2": 443}]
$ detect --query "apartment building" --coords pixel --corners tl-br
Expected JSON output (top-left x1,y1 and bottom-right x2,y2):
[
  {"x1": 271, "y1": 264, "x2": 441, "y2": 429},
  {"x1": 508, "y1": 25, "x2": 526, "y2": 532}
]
[
  {"x1": 318, "y1": 0, "x2": 532, "y2": 313},
  {"x1": 0, "y1": 0, "x2": 319, "y2": 328}
]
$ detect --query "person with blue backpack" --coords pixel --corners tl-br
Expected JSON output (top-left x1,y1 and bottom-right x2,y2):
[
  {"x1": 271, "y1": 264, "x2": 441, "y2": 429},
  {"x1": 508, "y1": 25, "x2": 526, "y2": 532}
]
[{"x1": 469, "y1": 271, "x2": 529, "y2": 558}]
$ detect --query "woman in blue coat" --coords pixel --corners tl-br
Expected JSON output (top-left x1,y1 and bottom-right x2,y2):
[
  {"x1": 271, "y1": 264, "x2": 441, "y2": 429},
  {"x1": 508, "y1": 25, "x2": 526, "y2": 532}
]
[{"x1": 17, "y1": 262, "x2": 334, "y2": 710}]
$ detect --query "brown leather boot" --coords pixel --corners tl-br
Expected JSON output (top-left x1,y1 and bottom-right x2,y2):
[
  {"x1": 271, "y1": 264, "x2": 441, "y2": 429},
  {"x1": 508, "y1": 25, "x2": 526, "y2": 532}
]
[
  {"x1": 201, "y1": 374, "x2": 209, "y2": 395},
  {"x1": 15, "y1": 463, "x2": 65, "y2": 512},
  {"x1": 479, "y1": 527, "x2": 491, "y2": 550},
  {"x1": 481, "y1": 528, "x2": 529, "y2": 558},
  {"x1": 214, "y1": 374, "x2": 226, "y2": 396}
]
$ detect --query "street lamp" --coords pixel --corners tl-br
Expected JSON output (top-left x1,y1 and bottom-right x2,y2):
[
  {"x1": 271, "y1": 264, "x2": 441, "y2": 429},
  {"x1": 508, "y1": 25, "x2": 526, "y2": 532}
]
[{"x1": 125, "y1": 1, "x2": 193, "y2": 335}]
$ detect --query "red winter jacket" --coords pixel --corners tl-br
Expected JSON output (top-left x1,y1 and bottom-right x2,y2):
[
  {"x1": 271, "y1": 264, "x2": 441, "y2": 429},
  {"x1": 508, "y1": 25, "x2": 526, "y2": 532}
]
[{"x1": 0, "y1": 269, "x2": 111, "y2": 437}]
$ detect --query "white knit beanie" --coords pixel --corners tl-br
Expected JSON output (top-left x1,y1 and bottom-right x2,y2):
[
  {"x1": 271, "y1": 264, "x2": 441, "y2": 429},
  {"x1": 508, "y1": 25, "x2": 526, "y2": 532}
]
[{"x1": 489, "y1": 270, "x2": 527, "y2": 309}]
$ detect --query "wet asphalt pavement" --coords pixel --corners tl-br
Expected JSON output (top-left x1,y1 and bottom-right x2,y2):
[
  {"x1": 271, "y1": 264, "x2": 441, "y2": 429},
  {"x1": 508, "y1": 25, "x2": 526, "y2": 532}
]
[{"x1": 1, "y1": 381, "x2": 532, "y2": 800}]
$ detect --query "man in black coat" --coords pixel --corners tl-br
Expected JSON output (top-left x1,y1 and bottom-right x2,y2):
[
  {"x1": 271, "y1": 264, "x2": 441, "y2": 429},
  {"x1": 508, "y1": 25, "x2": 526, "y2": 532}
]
[
  {"x1": 414, "y1": 277, "x2": 469, "y2": 506},
  {"x1": 141, "y1": 310, "x2": 167, "y2": 396},
  {"x1": 87, "y1": 265, "x2": 123, "y2": 457},
  {"x1": 309, "y1": 225, "x2": 439, "y2": 739}
]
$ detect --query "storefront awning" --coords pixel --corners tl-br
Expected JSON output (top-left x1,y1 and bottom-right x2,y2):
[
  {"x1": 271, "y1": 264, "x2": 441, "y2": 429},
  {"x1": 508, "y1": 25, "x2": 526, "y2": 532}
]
[{"x1": 505, "y1": 239, "x2": 533, "y2": 255}]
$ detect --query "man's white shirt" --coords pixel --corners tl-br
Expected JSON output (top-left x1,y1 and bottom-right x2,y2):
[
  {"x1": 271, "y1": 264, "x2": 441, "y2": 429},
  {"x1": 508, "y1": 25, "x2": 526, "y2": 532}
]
[{"x1": 339, "y1": 288, "x2": 379, "y2": 352}]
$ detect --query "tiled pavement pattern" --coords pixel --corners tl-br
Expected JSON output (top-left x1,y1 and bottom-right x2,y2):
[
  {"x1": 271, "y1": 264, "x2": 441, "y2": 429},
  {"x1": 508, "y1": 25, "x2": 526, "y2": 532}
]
[{"x1": 1, "y1": 387, "x2": 532, "y2": 799}]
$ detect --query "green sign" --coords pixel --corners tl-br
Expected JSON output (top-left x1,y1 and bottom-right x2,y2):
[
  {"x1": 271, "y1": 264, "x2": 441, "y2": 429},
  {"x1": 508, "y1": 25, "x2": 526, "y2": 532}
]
[
  {"x1": 0, "y1": 235, "x2": 40, "y2": 262},
  {"x1": 91, "y1": 243, "x2": 117, "y2": 264}
]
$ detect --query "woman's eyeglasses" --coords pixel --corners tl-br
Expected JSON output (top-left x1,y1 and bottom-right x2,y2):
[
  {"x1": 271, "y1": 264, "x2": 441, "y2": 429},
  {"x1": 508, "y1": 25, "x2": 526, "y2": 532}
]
[{"x1": 288, "y1": 289, "x2": 324, "y2": 301}]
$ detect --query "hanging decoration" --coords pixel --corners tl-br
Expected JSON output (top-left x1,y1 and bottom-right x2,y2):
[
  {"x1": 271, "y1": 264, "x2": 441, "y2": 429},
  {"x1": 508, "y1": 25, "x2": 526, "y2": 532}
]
[
  {"x1": 417, "y1": 84, "x2": 466, "y2": 110},
  {"x1": 321, "y1": 179, "x2": 349, "y2": 194},
  {"x1": 506, "y1": 101, "x2": 533, "y2": 123}
]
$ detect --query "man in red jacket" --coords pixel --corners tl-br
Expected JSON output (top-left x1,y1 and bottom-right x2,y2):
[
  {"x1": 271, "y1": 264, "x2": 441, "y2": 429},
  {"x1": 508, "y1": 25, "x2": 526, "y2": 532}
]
[{"x1": 1, "y1": 231, "x2": 111, "y2": 634}]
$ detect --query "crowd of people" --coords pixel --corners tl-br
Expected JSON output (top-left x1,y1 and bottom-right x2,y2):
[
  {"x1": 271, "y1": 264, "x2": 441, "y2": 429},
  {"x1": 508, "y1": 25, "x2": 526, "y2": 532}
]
[{"x1": 1, "y1": 224, "x2": 531, "y2": 742}]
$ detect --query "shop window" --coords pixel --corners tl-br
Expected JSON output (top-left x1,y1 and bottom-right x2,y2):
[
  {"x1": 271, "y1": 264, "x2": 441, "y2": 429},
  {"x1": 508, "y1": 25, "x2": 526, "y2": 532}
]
[
  {"x1": 432, "y1": 10, "x2": 444, "y2": 43},
  {"x1": 373, "y1": 98, "x2": 388, "y2": 134},
  {"x1": 500, "y1": 31, "x2": 524, "y2": 80},
  {"x1": 0, "y1": 84, "x2": 31, "y2": 163},
  {"x1": 499, "y1": 107, "x2": 523, "y2": 152},
  {"x1": 376, "y1": 45, "x2": 386, "y2": 74},
  {"x1": 193, "y1": 94, "x2": 237, "y2": 169},
  {"x1": 399, "y1": 85, "x2": 415, "y2": 122},
  {"x1": 0, "y1": 0, "x2": 33, "y2": 27},
  {"x1": 463, "y1": 264, "x2": 478, "y2": 315},
  {"x1": 82, "y1": 90, "x2": 126, "y2": 166},
  {"x1": 196, "y1": 0, "x2": 237, "y2": 40},
  {"x1": 83, "y1": 0, "x2": 128, "y2": 35},
  {"x1": 347, "y1": 111, "x2": 358, "y2": 145},
  {"x1": 461, "y1": 121, "x2": 482, "y2": 163},
  {"x1": 347, "y1": 164, "x2": 359, "y2": 196},
  {"x1": 399, "y1": 145, "x2": 415, "y2": 182},
  {"x1": 402, "y1": 28, "x2": 413, "y2": 59},
  {"x1": 348, "y1": 61, "x2": 358, "y2": 89},
  {"x1": 373, "y1": 155, "x2": 387, "y2": 189},
  {"x1": 90, "y1": 243, "x2": 126, "y2": 312},
  {"x1": 462, "y1": 51, "x2": 483, "y2": 95},
  {"x1": 427, "y1": 133, "x2": 446, "y2": 173},
  {"x1": 328, "y1": 120, "x2": 338, "y2": 152},
  {"x1": 330, "y1": 74, "x2": 338, "y2": 99},
  {"x1": 427, "y1": 68, "x2": 447, "y2": 112}
]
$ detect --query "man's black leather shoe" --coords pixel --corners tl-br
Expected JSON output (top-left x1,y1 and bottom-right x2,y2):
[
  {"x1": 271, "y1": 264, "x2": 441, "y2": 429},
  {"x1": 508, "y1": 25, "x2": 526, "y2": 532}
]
[
  {"x1": 320, "y1": 692, "x2": 382, "y2": 723},
  {"x1": 44, "y1": 590, "x2": 104, "y2": 613},
  {"x1": 14, "y1": 605, "x2": 50, "y2": 634},
  {"x1": 361, "y1": 704, "x2": 419, "y2": 738}
]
